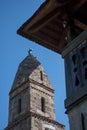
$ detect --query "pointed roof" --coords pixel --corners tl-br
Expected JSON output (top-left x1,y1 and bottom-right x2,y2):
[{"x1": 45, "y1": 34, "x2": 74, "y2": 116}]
[
  {"x1": 10, "y1": 50, "x2": 53, "y2": 92},
  {"x1": 11, "y1": 52, "x2": 41, "y2": 90}
]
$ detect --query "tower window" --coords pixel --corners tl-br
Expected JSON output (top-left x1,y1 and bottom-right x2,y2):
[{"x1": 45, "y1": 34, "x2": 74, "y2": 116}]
[
  {"x1": 18, "y1": 98, "x2": 21, "y2": 113},
  {"x1": 41, "y1": 97, "x2": 45, "y2": 112},
  {"x1": 40, "y1": 71, "x2": 43, "y2": 81}
]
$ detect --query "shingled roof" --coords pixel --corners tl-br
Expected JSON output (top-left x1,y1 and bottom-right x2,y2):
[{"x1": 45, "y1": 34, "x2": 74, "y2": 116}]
[
  {"x1": 10, "y1": 50, "x2": 54, "y2": 93},
  {"x1": 11, "y1": 53, "x2": 40, "y2": 91}
]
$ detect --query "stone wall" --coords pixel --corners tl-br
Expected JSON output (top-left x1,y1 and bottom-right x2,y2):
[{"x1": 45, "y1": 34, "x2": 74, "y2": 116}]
[
  {"x1": 9, "y1": 82, "x2": 30, "y2": 123},
  {"x1": 29, "y1": 64, "x2": 53, "y2": 88},
  {"x1": 30, "y1": 82, "x2": 55, "y2": 120},
  {"x1": 5, "y1": 117, "x2": 31, "y2": 130},
  {"x1": 68, "y1": 99, "x2": 87, "y2": 130},
  {"x1": 31, "y1": 116, "x2": 65, "y2": 130}
]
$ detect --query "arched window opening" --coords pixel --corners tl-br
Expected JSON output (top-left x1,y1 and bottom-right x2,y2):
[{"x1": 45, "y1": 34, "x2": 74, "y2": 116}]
[
  {"x1": 41, "y1": 97, "x2": 45, "y2": 112},
  {"x1": 18, "y1": 98, "x2": 21, "y2": 113},
  {"x1": 40, "y1": 71, "x2": 43, "y2": 81}
]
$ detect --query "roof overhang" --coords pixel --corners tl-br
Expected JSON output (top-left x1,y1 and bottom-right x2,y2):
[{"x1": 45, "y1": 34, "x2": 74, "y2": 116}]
[{"x1": 17, "y1": 0, "x2": 87, "y2": 54}]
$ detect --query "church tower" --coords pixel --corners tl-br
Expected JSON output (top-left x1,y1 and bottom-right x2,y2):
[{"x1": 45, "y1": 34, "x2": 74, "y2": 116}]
[{"x1": 5, "y1": 49, "x2": 65, "y2": 130}]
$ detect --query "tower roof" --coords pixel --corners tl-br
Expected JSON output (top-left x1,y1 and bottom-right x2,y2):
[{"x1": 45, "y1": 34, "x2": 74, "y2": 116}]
[
  {"x1": 11, "y1": 52, "x2": 40, "y2": 90},
  {"x1": 10, "y1": 50, "x2": 53, "y2": 92}
]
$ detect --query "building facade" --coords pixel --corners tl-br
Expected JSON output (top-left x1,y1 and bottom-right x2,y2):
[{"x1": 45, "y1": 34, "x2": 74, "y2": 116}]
[
  {"x1": 5, "y1": 50, "x2": 65, "y2": 130},
  {"x1": 62, "y1": 31, "x2": 87, "y2": 130}
]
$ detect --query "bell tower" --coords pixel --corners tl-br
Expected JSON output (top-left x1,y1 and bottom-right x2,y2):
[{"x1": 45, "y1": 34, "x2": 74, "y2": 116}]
[
  {"x1": 62, "y1": 31, "x2": 87, "y2": 130},
  {"x1": 5, "y1": 50, "x2": 65, "y2": 130}
]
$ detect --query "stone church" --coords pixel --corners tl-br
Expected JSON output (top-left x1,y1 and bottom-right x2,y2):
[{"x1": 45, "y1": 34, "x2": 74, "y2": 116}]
[{"x1": 4, "y1": 50, "x2": 65, "y2": 130}]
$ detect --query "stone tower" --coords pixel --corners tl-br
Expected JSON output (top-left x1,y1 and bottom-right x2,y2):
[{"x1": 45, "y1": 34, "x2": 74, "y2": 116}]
[
  {"x1": 5, "y1": 50, "x2": 65, "y2": 130},
  {"x1": 62, "y1": 31, "x2": 87, "y2": 130}
]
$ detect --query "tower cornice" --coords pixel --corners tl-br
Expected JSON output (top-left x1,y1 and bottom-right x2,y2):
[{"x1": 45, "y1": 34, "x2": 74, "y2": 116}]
[
  {"x1": 31, "y1": 112, "x2": 65, "y2": 129},
  {"x1": 29, "y1": 78, "x2": 54, "y2": 93},
  {"x1": 4, "y1": 111, "x2": 65, "y2": 130},
  {"x1": 9, "y1": 78, "x2": 54, "y2": 100}
]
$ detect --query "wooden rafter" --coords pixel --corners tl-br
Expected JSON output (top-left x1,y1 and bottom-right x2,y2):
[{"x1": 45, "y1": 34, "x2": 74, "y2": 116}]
[
  {"x1": 68, "y1": 0, "x2": 87, "y2": 13},
  {"x1": 74, "y1": 19, "x2": 87, "y2": 30}
]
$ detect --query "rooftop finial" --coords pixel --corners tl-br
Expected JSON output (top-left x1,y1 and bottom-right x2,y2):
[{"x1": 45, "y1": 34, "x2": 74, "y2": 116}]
[{"x1": 28, "y1": 48, "x2": 33, "y2": 55}]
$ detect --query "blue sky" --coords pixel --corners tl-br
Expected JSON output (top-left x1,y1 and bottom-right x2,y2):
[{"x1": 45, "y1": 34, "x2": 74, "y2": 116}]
[{"x1": 0, "y1": 0, "x2": 69, "y2": 130}]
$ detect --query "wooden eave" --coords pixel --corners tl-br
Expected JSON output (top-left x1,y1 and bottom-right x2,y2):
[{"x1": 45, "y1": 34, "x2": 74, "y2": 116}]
[{"x1": 17, "y1": 0, "x2": 87, "y2": 54}]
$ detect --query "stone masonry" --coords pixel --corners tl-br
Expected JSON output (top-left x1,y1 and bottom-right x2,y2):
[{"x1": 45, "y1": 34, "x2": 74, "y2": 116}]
[{"x1": 4, "y1": 51, "x2": 65, "y2": 130}]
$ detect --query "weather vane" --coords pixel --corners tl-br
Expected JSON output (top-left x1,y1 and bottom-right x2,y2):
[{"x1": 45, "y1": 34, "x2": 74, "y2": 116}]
[{"x1": 28, "y1": 48, "x2": 33, "y2": 55}]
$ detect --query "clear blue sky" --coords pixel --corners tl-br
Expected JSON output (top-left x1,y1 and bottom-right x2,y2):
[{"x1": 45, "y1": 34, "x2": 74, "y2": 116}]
[{"x1": 0, "y1": 0, "x2": 69, "y2": 130}]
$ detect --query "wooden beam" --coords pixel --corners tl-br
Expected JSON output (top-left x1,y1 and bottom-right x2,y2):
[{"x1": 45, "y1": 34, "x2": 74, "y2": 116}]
[
  {"x1": 74, "y1": 19, "x2": 87, "y2": 30},
  {"x1": 69, "y1": 0, "x2": 87, "y2": 12}
]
